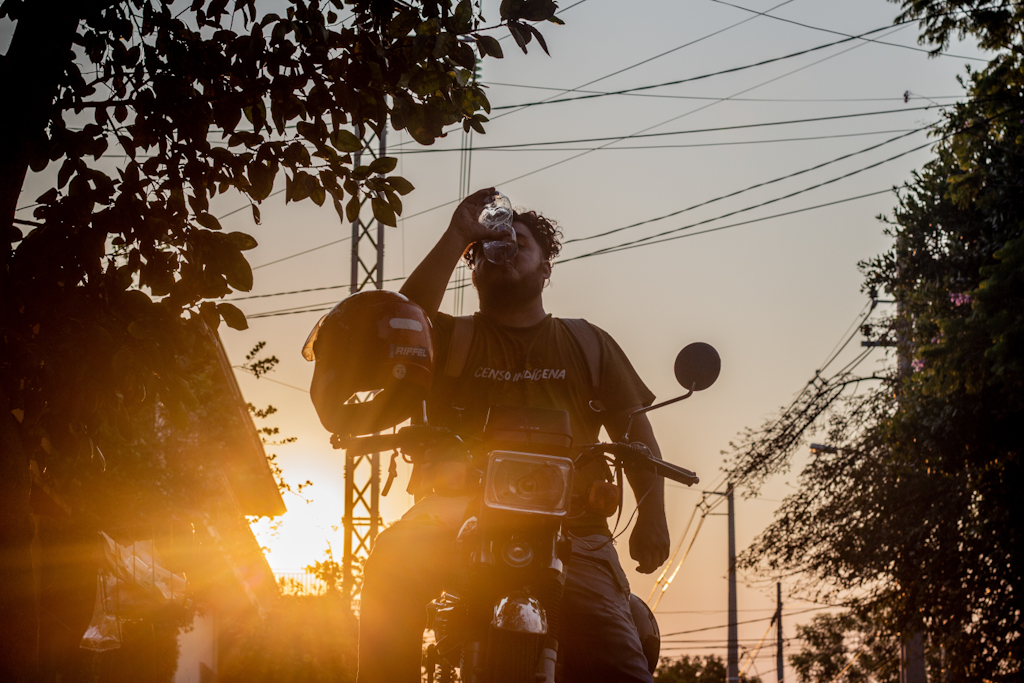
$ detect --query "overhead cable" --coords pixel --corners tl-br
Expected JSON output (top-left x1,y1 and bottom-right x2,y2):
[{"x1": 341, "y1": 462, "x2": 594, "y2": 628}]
[
  {"x1": 651, "y1": 514, "x2": 708, "y2": 611},
  {"x1": 225, "y1": 276, "x2": 407, "y2": 302},
  {"x1": 468, "y1": 0, "x2": 796, "y2": 124},
  {"x1": 660, "y1": 606, "x2": 835, "y2": 637},
  {"x1": 397, "y1": 106, "x2": 944, "y2": 151},
  {"x1": 384, "y1": 0, "x2": 793, "y2": 154},
  {"x1": 396, "y1": 23, "x2": 916, "y2": 226},
  {"x1": 490, "y1": 19, "x2": 920, "y2": 112},
  {"x1": 392, "y1": 129, "x2": 923, "y2": 154},
  {"x1": 707, "y1": 0, "x2": 987, "y2": 62},
  {"x1": 243, "y1": 107, "x2": 943, "y2": 273},
  {"x1": 739, "y1": 620, "x2": 777, "y2": 677},
  {"x1": 648, "y1": 506, "x2": 700, "y2": 603},
  {"x1": 562, "y1": 100, "x2": 1023, "y2": 261},
  {"x1": 563, "y1": 125, "x2": 932, "y2": 246},
  {"x1": 485, "y1": 80, "x2": 965, "y2": 104}
]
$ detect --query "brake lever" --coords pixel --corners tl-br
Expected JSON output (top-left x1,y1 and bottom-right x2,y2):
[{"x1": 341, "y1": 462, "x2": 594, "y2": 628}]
[{"x1": 382, "y1": 451, "x2": 400, "y2": 496}]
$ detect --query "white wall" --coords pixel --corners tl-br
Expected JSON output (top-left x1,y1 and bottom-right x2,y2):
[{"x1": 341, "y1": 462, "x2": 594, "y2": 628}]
[{"x1": 175, "y1": 612, "x2": 217, "y2": 683}]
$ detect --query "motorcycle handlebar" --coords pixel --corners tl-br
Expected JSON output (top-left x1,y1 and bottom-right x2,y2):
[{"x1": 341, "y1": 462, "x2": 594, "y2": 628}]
[
  {"x1": 647, "y1": 457, "x2": 700, "y2": 487},
  {"x1": 342, "y1": 432, "x2": 405, "y2": 456},
  {"x1": 341, "y1": 432, "x2": 698, "y2": 486},
  {"x1": 336, "y1": 425, "x2": 463, "y2": 457},
  {"x1": 588, "y1": 443, "x2": 700, "y2": 487}
]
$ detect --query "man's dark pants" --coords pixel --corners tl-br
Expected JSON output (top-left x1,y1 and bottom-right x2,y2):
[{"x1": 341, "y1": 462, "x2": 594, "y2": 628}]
[{"x1": 358, "y1": 495, "x2": 653, "y2": 683}]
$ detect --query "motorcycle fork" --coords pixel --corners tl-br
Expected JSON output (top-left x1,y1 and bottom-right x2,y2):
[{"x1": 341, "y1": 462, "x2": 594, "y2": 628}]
[{"x1": 479, "y1": 524, "x2": 569, "y2": 683}]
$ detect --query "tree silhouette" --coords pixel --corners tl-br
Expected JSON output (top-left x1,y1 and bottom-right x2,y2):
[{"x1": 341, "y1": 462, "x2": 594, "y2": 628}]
[
  {"x1": 0, "y1": 0, "x2": 559, "y2": 676},
  {"x1": 729, "y1": 1, "x2": 1024, "y2": 678}
]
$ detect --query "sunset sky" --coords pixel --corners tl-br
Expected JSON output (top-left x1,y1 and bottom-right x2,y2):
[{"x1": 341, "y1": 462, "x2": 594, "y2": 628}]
[{"x1": 8, "y1": 0, "x2": 987, "y2": 676}]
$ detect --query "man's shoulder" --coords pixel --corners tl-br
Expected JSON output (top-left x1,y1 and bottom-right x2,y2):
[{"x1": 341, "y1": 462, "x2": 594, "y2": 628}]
[
  {"x1": 430, "y1": 311, "x2": 467, "y2": 336},
  {"x1": 552, "y1": 317, "x2": 619, "y2": 346}
]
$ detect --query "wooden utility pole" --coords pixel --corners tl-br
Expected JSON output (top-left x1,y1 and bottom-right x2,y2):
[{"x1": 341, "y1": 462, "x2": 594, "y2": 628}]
[
  {"x1": 775, "y1": 582, "x2": 784, "y2": 683},
  {"x1": 901, "y1": 632, "x2": 927, "y2": 683},
  {"x1": 727, "y1": 486, "x2": 738, "y2": 683},
  {"x1": 862, "y1": 291, "x2": 927, "y2": 682}
]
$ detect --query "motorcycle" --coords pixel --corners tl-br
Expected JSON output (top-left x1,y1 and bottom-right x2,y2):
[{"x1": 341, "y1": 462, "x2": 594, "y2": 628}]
[{"x1": 338, "y1": 342, "x2": 721, "y2": 683}]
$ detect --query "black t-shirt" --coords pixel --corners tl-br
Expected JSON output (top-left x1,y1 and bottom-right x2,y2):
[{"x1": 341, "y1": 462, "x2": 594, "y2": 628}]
[{"x1": 429, "y1": 312, "x2": 656, "y2": 534}]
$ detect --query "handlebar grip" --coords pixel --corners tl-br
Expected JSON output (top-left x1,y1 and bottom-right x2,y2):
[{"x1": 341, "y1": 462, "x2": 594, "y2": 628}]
[
  {"x1": 649, "y1": 458, "x2": 699, "y2": 487},
  {"x1": 590, "y1": 443, "x2": 700, "y2": 487}
]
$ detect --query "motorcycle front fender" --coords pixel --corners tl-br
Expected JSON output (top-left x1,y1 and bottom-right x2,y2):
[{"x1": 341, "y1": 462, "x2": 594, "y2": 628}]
[{"x1": 491, "y1": 594, "x2": 548, "y2": 635}]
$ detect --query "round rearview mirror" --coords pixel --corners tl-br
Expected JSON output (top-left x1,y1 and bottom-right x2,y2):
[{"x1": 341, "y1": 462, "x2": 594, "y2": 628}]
[{"x1": 674, "y1": 342, "x2": 721, "y2": 392}]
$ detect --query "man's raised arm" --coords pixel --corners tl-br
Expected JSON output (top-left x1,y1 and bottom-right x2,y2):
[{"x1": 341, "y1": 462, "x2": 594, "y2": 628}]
[{"x1": 399, "y1": 188, "x2": 495, "y2": 316}]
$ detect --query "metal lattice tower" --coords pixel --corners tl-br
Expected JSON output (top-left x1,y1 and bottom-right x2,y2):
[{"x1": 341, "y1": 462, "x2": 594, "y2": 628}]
[{"x1": 342, "y1": 125, "x2": 387, "y2": 603}]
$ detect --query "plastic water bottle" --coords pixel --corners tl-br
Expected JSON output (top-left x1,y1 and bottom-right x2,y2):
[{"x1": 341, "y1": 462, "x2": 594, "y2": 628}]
[{"x1": 478, "y1": 193, "x2": 517, "y2": 264}]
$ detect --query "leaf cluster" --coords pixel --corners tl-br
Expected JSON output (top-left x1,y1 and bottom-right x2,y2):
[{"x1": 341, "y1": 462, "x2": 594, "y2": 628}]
[
  {"x1": 218, "y1": 589, "x2": 358, "y2": 683},
  {"x1": 0, "y1": 0, "x2": 556, "y2": 510},
  {"x1": 890, "y1": 0, "x2": 1024, "y2": 53},
  {"x1": 789, "y1": 610, "x2": 901, "y2": 683},
  {"x1": 654, "y1": 654, "x2": 760, "y2": 683},
  {"x1": 731, "y1": 9, "x2": 1024, "y2": 679}
]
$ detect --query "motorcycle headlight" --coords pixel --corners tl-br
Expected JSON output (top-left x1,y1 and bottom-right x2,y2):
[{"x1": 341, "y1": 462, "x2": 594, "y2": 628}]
[{"x1": 483, "y1": 451, "x2": 574, "y2": 517}]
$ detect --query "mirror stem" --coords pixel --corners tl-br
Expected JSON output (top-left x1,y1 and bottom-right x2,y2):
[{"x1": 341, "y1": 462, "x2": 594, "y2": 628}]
[{"x1": 624, "y1": 385, "x2": 695, "y2": 441}]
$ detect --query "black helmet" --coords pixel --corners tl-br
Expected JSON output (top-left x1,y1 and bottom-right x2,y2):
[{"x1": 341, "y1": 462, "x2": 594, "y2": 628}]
[{"x1": 303, "y1": 291, "x2": 434, "y2": 436}]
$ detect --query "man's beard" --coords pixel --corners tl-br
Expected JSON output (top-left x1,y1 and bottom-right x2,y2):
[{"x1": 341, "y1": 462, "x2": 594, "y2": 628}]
[{"x1": 476, "y1": 262, "x2": 546, "y2": 310}]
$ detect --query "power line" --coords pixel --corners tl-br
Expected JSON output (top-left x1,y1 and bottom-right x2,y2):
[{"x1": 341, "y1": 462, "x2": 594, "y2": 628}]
[
  {"x1": 709, "y1": 346, "x2": 880, "y2": 504},
  {"x1": 574, "y1": 101, "x2": 1023, "y2": 261},
  {"x1": 426, "y1": 104, "x2": 944, "y2": 151},
  {"x1": 563, "y1": 125, "x2": 932, "y2": 247},
  {"x1": 551, "y1": 0, "x2": 796, "y2": 98},
  {"x1": 564, "y1": 166, "x2": 903, "y2": 261},
  {"x1": 224, "y1": 275, "x2": 407, "y2": 302},
  {"x1": 431, "y1": 190, "x2": 894, "y2": 297},
  {"x1": 485, "y1": 80, "x2": 965, "y2": 104},
  {"x1": 661, "y1": 606, "x2": 835, "y2": 637},
  {"x1": 99, "y1": 125, "x2": 941, "y2": 161},
  {"x1": 227, "y1": 283, "x2": 350, "y2": 302},
  {"x1": 390, "y1": 126, "x2": 933, "y2": 155},
  {"x1": 816, "y1": 302, "x2": 878, "y2": 374},
  {"x1": 489, "y1": 19, "x2": 923, "y2": 112},
  {"x1": 707, "y1": 0, "x2": 987, "y2": 62},
  {"x1": 589, "y1": 100, "x2": 1022, "y2": 511},
  {"x1": 248, "y1": 305, "x2": 337, "y2": 319},
  {"x1": 656, "y1": 609, "x2": 784, "y2": 614},
  {"x1": 452, "y1": 0, "x2": 798, "y2": 128},
  {"x1": 244, "y1": 275, "x2": 482, "y2": 318},
  {"x1": 245, "y1": 299, "x2": 343, "y2": 317},
  {"x1": 251, "y1": 237, "x2": 349, "y2": 270},
  {"x1": 429, "y1": 190, "x2": 895, "y2": 299},
  {"x1": 242, "y1": 106, "x2": 944, "y2": 273},
  {"x1": 402, "y1": 22, "x2": 916, "y2": 228},
  {"x1": 817, "y1": 300, "x2": 874, "y2": 372},
  {"x1": 235, "y1": 365, "x2": 309, "y2": 393}
]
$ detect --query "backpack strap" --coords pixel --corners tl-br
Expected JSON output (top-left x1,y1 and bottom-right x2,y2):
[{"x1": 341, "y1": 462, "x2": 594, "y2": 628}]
[
  {"x1": 444, "y1": 316, "x2": 476, "y2": 378},
  {"x1": 561, "y1": 318, "x2": 601, "y2": 390}
]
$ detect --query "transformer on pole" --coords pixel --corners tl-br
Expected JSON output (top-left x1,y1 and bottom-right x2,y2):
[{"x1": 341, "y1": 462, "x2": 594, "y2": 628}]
[{"x1": 341, "y1": 124, "x2": 387, "y2": 605}]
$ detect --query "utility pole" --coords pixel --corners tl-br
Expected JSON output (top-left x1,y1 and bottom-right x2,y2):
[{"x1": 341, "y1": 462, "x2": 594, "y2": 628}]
[
  {"x1": 901, "y1": 632, "x2": 926, "y2": 683},
  {"x1": 341, "y1": 125, "x2": 387, "y2": 604},
  {"x1": 865, "y1": 283, "x2": 928, "y2": 683},
  {"x1": 894, "y1": 289, "x2": 927, "y2": 683},
  {"x1": 775, "y1": 582, "x2": 784, "y2": 683},
  {"x1": 727, "y1": 485, "x2": 738, "y2": 683}
]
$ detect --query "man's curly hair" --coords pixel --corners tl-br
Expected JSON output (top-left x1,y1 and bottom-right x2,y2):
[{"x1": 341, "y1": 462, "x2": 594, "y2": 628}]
[{"x1": 464, "y1": 210, "x2": 563, "y2": 269}]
